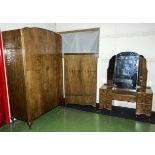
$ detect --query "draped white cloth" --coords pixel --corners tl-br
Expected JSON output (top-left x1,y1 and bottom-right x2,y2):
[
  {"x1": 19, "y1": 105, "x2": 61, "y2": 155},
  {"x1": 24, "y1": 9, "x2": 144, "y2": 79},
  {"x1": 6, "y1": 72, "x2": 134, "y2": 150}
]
[{"x1": 61, "y1": 30, "x2": 99, "y2": 53}]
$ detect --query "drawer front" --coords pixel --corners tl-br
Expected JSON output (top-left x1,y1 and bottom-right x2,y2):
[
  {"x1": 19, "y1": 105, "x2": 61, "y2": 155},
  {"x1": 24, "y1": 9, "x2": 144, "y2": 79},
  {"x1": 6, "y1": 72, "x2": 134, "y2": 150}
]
[
  {"x1": 100, "y1": 92, "x2": 112, "y2": 100},
  {"x1": 145, "y1": 111, "x2": 151, "y2": 116},
  {"x1": 137, "y1": 103, "x2": 144, "y2": 110},
  {"x1": 145, "y1": 105, "x2": 152, "y2": 115},
  {"x1": 100, "y1": 89, "x2": 112, "y2": 95},
  {"x1": 99, "y1": 97, "x2": 106, "y2": 103},
  {"x1": 145, "y1": 95, "x2": 153, "y2": 104},
  {"x1": 99, "y1": 93, "x2": 106, "y2": 100},
  {"x1": 136, "y1": 103, "x2": 145, "y2": 114},
  {"x1": 99, "y1": 92, "x2": 112, "y2": 110},
  {"x1": 100, "y1": 89, "x2": 107, "y2": 94},
  {"x1": 99, "y1": 94, "x2": 106, "y2": 109},
  {"x1": 137, "y1": 94, "x2": 145, "y2": 103},
  {"x1": 100, "y1": 92, "x2": 106, "y2": 98},
  {"x1": 106, "y1": 103, "x2": 112, "y2": 110},
  {"x1": 107, "y1": 89, "x2": 112, "y2": 95},
  {"x1": 136, "y1": 103, "x2": 152, "y2": 116}
]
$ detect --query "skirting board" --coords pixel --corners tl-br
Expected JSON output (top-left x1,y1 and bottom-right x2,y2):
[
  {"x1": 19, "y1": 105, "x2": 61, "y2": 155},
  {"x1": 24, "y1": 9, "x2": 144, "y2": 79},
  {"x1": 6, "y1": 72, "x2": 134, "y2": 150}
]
[{"x1": 63, "y1": 104, "x2": 155, "y2": 124}]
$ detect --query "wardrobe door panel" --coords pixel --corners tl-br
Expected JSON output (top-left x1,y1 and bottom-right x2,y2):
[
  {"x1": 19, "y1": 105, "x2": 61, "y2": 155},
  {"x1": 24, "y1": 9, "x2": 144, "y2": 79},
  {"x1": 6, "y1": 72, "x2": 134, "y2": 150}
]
[
  {"x1": 64, "y1": 53, "x2": 97, "y2": 106},
  {"x1": 2, "y1": 30, "x2": 28, "y2": 121}
]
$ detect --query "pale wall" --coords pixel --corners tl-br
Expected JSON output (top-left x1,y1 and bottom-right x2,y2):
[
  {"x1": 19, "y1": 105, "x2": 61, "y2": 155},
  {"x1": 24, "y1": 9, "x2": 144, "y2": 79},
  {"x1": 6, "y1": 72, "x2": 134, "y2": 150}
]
[{"x1": 56, "y1": 23, "x2": 155, "y2": 111}]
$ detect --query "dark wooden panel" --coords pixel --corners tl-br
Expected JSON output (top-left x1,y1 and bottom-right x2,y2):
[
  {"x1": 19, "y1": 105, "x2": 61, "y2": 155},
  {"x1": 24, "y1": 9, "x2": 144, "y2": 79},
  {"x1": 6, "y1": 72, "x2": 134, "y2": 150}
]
[
  {"x1": 99, "y1": 87, "x2": 112, "y2": 110},
  {"x1": 137, "y1": 55, "x2": 147, "y2": 87},
  {"x1": 99, "y1": 85, "x2": 153, "y2": 116},
  {"x1": 21, "y1": 28, "x2": 63, "y2": 122},
  {"x1": 2, "y1": 30, "x2": 28, "y2": 121},
  {"x1": 107, "y1": 55, "x2": 116, "y2": 85},
  {"x1": 64, "y1": 54, "x2": 97, "y2": 106},
  {"x1": 113, "y1": 94, "x2": 136, "y2": 102},
  {"x1": 136, "y1": 88, "x2": 153, "y2": 116}
]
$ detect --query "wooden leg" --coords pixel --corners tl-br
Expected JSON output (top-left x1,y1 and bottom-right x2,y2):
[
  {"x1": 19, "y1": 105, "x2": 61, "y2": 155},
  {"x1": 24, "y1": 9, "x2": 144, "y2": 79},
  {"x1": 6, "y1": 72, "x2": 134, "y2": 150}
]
[
  {"x1": 27, "y1": 122, "x2": 32, "y2": 129},
  {"x1": 99, "y1": 103, "x2": 104, "y2": 110},
  {"x1": 92, "y1": 104, "x2": 96, "y2": 110},
  {"x1": 11, "y1": 117, "x2": 15, "y2": 124}
]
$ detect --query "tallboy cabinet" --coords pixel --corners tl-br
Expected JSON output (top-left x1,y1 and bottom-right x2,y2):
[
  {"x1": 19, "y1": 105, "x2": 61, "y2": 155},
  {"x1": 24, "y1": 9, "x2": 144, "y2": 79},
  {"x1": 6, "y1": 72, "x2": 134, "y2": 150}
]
[{"x1": 2, "y1": 28, "x2": 63, "y2": 127}]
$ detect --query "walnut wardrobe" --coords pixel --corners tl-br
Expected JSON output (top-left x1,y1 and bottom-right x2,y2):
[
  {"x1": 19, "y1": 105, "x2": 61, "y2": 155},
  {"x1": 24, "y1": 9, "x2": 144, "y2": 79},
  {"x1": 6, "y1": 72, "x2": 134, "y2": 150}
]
[{"x1": 2, "y1": 28, "x2": 63, "y2": 127}]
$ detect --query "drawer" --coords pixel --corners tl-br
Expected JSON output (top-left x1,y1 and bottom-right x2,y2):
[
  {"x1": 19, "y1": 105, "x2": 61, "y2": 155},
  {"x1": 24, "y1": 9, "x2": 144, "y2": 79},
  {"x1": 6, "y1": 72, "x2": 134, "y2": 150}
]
[
  {"x1": 99, "y1": 98, "x2": 107, "y2": 103},
  {"x1": 145, "y1": 105, "x2": 152, "y2": 113},
  {"x1": 100, "y1": 98, "x2": 112, "y2": 104},
  {"x1": 106, "y1": 99, "x2": 112, "y2": 104},
  {"x1": 145, "y1": 110, "x2": 151, "y2": 116},
  {"x1": 136, "y1": 108, "x2": 145, "y2": 114},
  {"x1": 100, "y1": 94, "x2": 107, "y2": 99},
  {"x1": 145, "y1": 95, "x2": 153, "y2": 103},
  {"x1": 100, "y1": 94, "x2": 112, "y2": 101},
  {"x1": 106, "y1": 95, "x2": 112, "y2": 100},
  {"x1": 99, "y1": 91, "x2": 106, "y2": 97},
  {"x1": 100, "y1": 89, "x2": 112, "y2": 95},
  {"x1": 136, "y1": 103, "x2": 145, "y2": 111},
  {"x1": 106, "y1": 89, "x2": 112, "y2": 95},
  {"x1": 100, "y1": 89, "x2": 107, "y2": 94},
  {"x1": 99, "y1": 102, "x2": 104, "y2": 109},
  {"x1": 145, "y1": 105, "x2": 152, "y2": 111},
  {"x1": 137, "y1": 95, "x2": 145, "y2": 103},
  {"x1": 106, "y1": 103, "x2": 112, "y2": 110},
  {"x1": 99, "y1": 94, "x2": 107, "y2": 100}
]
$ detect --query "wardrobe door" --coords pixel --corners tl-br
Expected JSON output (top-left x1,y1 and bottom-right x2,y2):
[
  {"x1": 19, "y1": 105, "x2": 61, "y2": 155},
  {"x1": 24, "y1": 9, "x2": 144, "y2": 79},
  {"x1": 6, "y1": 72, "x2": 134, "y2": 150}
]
[
  {"x1": 64, "y1": 53, "x2": 97, "y2": 106},
  {"x1": 21, "y1": 28, "x2": 63, "y2": 121},
  {"x1": 2, "y1": 30, "x2": 28, "y2": 122}
]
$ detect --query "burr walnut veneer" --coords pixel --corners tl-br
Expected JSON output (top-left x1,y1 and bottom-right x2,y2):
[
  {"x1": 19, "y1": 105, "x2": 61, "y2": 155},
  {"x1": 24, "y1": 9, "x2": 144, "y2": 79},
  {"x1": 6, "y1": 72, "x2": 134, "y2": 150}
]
[
  {"x1": 2, "y1": 28, "x2": 63, "y2": 126},
  {"x1": 64, "y1": 53, "x2": 97, "y2": 107},
  {"x1": 99, "y1": 52, "x2": 153, "y2": 116}
]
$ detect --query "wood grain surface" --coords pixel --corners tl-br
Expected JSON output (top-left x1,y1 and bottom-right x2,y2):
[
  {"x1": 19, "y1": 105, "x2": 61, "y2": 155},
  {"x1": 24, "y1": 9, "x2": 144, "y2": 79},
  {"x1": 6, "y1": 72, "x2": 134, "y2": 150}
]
[
  {"x1": 99, "y1": 54, "x2": 153, "y2": 117},
  {"x1": 64, "y1": 53, "x2": 97, "y2": 106},
  {"x1": 2, "y1": 28, "x2": 63, "y2": 124},
  {"x1": 2, "y1": 29, "x2": 28, "y2": 121}
]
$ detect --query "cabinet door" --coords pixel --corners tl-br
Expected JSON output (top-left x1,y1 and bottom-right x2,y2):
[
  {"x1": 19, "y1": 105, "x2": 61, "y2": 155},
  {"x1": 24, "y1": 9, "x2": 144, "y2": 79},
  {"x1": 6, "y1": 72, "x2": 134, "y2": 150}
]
[
  {"x1": 22, "y1": 28, "x2": 63, "y2": 121},
  {"x1": 64, "y1": 54, "x2": 97, "y2": 106},
  {"x1": 2, "y1": 30, "x2": 28, "y2": 122}
]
